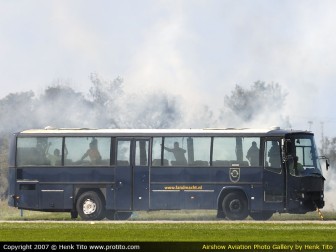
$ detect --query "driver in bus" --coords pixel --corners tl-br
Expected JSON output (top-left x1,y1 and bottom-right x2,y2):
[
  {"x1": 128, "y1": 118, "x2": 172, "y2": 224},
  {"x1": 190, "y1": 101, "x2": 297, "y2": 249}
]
[
  {"x1": 294, "y1": 156, "x2": 304, "y2": 175},
  {"x1": 162, "y1": 142, "x2": 187, "y2": 165},
  {"x1": 80, "y1": 139, "x2": 102, "y2": 164}
]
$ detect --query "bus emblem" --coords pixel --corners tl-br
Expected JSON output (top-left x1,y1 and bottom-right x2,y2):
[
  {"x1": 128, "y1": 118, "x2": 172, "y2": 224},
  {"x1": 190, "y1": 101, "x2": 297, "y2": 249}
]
[{"x1": 230, "y1": 168, "x2": 240, "y2": 183}]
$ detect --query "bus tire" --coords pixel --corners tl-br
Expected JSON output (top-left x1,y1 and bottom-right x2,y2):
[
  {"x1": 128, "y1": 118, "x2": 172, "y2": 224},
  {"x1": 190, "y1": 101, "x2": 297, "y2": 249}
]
[
  {"x1": 76, "y1": 191, "x2": 105, "y2": 221},
  {"x1": 222, "y1": 192, "x2": 248, "y2": 220},
  {"x1": 250, "y1": 211, "x2": 273, "y2": 221}
]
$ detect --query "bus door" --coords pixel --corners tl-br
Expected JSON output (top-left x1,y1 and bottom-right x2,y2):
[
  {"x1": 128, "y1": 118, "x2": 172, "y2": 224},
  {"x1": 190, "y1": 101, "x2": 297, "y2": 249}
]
[
  {"x1": 262, "y1": 138, "x2": 286, "y2": 211},
  {"x1": 114, "y1": 139, "x2": 150, "y2": 211},
  {"x1": 115, "y1": 139, "x2": 132, "y2": 210},
  {"x1": 133, "y1": 139, "x2": 150, "y2": 210}
]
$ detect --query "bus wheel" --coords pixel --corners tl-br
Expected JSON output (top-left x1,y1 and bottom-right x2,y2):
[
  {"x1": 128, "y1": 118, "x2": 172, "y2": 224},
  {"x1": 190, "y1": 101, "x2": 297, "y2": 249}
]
[
  {"x1": 250, "y1": 211, "x2": 273, "y2": 221},
  {"x1": 76, "y1": 191, "x2": 105, "y2": 221},
  {"x1": 222, "y1": 192, "x2": 248, "y2": 220}
]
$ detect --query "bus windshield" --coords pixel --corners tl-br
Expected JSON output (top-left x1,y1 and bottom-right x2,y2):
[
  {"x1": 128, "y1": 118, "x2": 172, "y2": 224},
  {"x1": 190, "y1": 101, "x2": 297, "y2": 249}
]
[{"x1": 289, "y1": 134, "x2": 322, "y2": 177}]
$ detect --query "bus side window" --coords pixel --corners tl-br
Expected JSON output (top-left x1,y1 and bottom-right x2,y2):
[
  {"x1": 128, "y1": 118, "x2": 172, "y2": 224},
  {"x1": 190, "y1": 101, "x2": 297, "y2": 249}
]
[
  {"x1": 17, "y1": 137, "x2": 42, "y2": 166},
  {"x1": 135, "y1": 140, "x2": 148, "y2": 166},
  {"x1": 45, "y1": 137, "x2": 63, "y2": 166},
  {"x1": 152, "y1": 137, "x2": 163, "y2": 166},
  {"x1": 189, "y1": 137, "x2": 211, "y2": 166},
  {"x1": 243, "y1": 137, "x2": 260, "y2": 167},
  {"x1": 264, "y1": 140, "x2": 282, "y2": 173},
  {"x1": 17, "y1": 137, "x2": 62, "y2": 166},
  {"x1": 163, "y1": 137, "x2": 188, "y2": 166},
  {"x1": 117, "y1": 140, "x2": 131, "y2": 166},
  {"x1": 64, "y1": 137, "x2": 111, "y2": 166},
  {"x1": 212, "y1": 137, "x2": 236, "y2": 166}
]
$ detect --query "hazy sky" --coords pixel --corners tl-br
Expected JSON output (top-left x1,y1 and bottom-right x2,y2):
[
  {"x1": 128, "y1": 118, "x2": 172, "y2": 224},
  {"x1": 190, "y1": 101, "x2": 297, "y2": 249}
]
[{"x1": 1, "y1": 0, "x2": 336, "y2": 137}]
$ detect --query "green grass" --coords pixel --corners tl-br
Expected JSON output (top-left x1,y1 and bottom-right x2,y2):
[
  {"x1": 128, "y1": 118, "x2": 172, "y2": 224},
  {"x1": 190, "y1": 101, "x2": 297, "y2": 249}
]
[
  {"x1": 0, "y1": 222, "x2": 336, "y2": 242},
  {"x1": 2, "y1": 200, "x2": 336, "y2": 221},
  {"x1": 1, "y1": 201, "x2": 336, "y2": 242}
]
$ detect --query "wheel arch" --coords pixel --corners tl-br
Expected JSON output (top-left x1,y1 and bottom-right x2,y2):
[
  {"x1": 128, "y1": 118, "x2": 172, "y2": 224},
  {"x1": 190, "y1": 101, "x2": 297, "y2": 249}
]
[
  {"x1": 75, "y1": 187, "x2": 106, "y2": 207},
  {"x1": 75, "y1": 188, "x2": 107, "y2": 220},
  {"x1": 217, "y1": 186, "x2": 250, "y2": 213}
]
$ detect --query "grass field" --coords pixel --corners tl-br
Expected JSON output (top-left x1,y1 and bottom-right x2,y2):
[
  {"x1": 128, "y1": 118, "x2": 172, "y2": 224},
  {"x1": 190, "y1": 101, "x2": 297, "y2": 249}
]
[
  {"x1": 1, "y1": 222, "x2": 336, "y2": 242},
  {"x1": 1, "y1": 201, "x2": 336, "y2": 243},
  {"x1": 1, "y1": 200, "x2": 336, "y2": 221}
]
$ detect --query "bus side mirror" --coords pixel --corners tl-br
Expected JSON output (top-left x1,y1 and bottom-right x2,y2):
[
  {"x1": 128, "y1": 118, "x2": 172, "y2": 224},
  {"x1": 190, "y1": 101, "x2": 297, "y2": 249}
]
[
  {"x1": 319, "y1": 156, "x2": 330, "y2": 171},
  {"x1": 326, "y1": 160, "x2": 330, "y2": 171}
]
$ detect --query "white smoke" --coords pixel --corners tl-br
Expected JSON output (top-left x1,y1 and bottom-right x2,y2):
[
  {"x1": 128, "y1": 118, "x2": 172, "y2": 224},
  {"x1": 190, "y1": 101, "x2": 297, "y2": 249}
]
[
  {"x1": 322, "y1": 159, "x2": 336, "y2": 211},
  {"x1": 0, "y1": 77, "x2": 334, "y2": 214}
]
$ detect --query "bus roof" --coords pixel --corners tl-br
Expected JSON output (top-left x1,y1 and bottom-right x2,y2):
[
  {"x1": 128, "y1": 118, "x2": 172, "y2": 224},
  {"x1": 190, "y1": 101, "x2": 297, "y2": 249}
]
[{"x1": 17, "y1": 127, "x2": 312, "y2": 137}]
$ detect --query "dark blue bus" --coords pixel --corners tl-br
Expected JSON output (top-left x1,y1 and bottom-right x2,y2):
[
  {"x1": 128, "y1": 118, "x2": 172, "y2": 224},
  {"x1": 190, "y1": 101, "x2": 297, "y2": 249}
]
[{"x1": 8, "y1": 127, "x2": 325, "y2": 220}]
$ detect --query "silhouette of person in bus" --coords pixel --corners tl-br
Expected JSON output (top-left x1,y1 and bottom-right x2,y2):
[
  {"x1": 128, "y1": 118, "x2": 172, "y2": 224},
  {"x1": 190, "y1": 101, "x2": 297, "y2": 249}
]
[
  {"x1": 163, "y1": 142, "x2": 187, "y2": 165},
  {"x1": 268, "y1": 141, "x2": 281, "y2": 168},
  {"x1": 294, "y1": 156, "x2": 304, "y2": 175},
  {"x1": 80, "y1": 139, "x2": 101, "y2": 164},
  {"x1": 45, "y1": 142, "x2": 61, "y2": 166},
  {"x1": 246, "y1": 141, "x2": 259, "y2": 166},
  {"x1": 289, "y1": 156, "x2": 304, "y2": 176}
]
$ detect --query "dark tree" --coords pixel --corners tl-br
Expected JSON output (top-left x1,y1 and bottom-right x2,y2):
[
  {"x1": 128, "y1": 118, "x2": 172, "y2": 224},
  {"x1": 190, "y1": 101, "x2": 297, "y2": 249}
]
[{"x1": 222, "y1": 81, "x2": 287, "y2": 122}]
